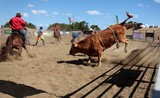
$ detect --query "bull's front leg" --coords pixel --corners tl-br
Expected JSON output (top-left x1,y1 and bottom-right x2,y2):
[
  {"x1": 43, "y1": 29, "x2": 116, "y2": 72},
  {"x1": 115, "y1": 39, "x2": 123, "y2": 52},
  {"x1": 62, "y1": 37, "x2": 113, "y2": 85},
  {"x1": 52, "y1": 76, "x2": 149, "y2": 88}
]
[{"x1": 87, "y1": 56, "x2": 92, "y2": 63}]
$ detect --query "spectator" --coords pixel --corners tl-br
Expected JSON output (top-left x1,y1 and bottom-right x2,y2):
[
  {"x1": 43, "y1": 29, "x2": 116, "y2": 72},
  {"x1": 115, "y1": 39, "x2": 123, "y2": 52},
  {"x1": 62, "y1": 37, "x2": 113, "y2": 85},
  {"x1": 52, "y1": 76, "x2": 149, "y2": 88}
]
[{"x1": 34, "y1": 26, "x2": 45, "y2": 46}]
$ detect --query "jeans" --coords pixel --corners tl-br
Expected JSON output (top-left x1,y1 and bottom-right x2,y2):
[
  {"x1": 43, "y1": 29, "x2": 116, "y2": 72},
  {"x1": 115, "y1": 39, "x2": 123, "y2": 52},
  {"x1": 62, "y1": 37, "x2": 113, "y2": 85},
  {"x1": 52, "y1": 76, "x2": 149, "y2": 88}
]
[{"x1": 19, "y1": 30, "x2": 27, "y2": 45}]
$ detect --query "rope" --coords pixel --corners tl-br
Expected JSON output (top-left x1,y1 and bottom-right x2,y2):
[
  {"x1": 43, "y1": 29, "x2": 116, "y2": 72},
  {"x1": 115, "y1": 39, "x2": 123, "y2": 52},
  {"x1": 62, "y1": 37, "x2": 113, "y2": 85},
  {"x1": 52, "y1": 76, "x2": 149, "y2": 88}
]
[
  {"x1": 95, "y1": 33, "x2": 105, "y2": 49},
  {"x1": 108, "y1": 26, "x2": 119, "y2": 43}
]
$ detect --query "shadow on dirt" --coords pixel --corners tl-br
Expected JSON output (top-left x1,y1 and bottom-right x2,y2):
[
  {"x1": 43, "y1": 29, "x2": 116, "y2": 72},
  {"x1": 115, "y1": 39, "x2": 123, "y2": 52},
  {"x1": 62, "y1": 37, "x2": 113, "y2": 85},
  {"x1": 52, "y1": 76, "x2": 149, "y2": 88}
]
[
  {"x1": 62, "y1": 43, "x2": 159, "y2": 98},
  {"x1": 57, "y1": 58, "x2": 100, "y2": 67},
  {"x1": 106, "y1": 69, "x2": 142, "y2": 87},
  {"x1": 0, "y1": 80, "x2": 47, "y2": 98}
]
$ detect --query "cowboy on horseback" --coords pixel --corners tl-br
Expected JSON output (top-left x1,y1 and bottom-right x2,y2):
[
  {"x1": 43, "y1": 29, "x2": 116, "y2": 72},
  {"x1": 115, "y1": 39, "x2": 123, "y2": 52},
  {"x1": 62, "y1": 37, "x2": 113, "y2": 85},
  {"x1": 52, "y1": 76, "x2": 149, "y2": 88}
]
[
  {"x1": 53, "y1": 23, "x2": 62, "y2": 43},
  {"x1": 54, "y1": 23, "x2": 61, "y2": 33},
  {"x1": 9, "y1": 13, "x2": 27, "y2": 46}
]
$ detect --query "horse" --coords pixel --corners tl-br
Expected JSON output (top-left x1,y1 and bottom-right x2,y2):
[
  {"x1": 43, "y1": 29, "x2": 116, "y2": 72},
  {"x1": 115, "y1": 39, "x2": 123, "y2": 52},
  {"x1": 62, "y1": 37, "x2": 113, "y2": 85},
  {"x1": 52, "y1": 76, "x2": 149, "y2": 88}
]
[
  {"x1": 0, "y1": 30, "x2": 31, "y2": 61},
  {"x1": 53, "y1": 28, "x2": 62, "y2": 43}
]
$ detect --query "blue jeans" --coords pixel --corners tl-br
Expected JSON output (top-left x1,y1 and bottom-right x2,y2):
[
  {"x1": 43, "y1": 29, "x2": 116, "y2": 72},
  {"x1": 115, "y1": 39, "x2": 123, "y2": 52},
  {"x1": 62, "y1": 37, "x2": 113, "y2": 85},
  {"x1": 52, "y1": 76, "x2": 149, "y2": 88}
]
[{"x1": 19, "y1": 30, "x2": 27, "y2": 45}]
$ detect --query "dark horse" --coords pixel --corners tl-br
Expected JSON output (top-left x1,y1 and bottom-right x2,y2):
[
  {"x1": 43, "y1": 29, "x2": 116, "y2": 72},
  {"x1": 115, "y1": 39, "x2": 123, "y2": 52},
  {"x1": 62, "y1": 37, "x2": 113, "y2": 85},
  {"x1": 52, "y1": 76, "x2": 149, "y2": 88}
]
[
  {"x1": 0, "y1": 30, "x2": 30, "y2": 61},
  {"x1": 53, "y1": 28, "x2": 62, "y2": 43}
]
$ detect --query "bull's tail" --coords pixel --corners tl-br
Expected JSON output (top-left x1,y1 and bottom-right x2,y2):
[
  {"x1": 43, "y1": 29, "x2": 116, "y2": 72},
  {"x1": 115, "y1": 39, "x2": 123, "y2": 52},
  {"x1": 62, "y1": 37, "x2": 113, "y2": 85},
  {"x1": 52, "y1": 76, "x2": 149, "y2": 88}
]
[{"x1": 120, "y1": 12, "x2": 133, "y2": 26}]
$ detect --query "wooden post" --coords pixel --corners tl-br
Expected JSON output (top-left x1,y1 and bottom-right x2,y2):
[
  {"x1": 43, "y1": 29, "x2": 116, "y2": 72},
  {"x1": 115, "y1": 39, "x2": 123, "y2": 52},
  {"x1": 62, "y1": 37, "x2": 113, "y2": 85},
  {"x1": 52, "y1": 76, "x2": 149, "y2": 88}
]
[
  {"x1": 145, "y1": 30, "x2": 147, "y2": 41},
  {"x1": 153, "y1": 30, "x2": 155, "y2": 42}
]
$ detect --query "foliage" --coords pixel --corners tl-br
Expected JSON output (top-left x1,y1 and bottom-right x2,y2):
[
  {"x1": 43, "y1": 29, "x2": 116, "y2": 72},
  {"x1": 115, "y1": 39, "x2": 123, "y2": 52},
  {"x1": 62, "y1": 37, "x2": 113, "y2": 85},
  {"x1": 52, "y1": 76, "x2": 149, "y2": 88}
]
[
  {"x1": 126, "y1": 21, "x2": 143, "y2": 30},
  {"x1": 48, "y1": 21, "x2": 90, "y2": 31},
  {"x1": 26, "y1": 22, "x2": 36, "y2": 29},
  {"x1": 3, "y1": 22, "x2": 36, "y2": 29},
  {"x1": 3, "y1": 22, "x2": 10, "y2": 28},
  {"x1": 90, "y1": 25, "x2": 100, "y2": 31}
]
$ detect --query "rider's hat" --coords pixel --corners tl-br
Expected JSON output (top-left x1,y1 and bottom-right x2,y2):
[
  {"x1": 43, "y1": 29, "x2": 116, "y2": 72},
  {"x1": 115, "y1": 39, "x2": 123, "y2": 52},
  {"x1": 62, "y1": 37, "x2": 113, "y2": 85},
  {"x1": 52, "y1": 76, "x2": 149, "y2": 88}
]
[
  {"x1": 40, "y1": 26, "x2": 43, "y2": 30},
  {"x1": 16, "y1": 13, "x2": 22, "y2": 17}
]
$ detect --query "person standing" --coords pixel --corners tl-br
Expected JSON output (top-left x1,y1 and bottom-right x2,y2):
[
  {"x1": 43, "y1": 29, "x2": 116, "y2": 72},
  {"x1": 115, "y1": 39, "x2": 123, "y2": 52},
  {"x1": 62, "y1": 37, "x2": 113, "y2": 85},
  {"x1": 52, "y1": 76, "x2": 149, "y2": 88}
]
[
  {"x1": 9, "y1": 13, "x2": 27, "y2": 46},
  {"x1": 34, "y1": 26, "x2": 45, "y2": 46}
]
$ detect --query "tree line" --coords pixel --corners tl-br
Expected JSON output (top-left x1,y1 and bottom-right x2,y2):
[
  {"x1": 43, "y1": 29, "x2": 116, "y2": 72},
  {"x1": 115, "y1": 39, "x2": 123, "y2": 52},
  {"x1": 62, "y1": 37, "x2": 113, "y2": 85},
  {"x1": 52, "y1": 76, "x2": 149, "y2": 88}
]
[{"x1": 2, "y1": 21, "x2": 142, "y2": 31}]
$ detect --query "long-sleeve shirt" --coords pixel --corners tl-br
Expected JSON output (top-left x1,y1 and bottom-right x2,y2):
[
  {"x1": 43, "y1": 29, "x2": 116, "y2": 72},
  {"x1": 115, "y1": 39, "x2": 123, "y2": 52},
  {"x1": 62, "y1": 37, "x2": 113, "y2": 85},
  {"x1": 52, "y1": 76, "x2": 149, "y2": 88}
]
[
  {"x1": 38, "y1": 29, "x2": 43, "y2": 35},
  {"x1": 55, "y1": 24, "x2": 60, "y2": 31},
  {"x1": 9, "y1": 17, "x2": 26, "y2": 30}
]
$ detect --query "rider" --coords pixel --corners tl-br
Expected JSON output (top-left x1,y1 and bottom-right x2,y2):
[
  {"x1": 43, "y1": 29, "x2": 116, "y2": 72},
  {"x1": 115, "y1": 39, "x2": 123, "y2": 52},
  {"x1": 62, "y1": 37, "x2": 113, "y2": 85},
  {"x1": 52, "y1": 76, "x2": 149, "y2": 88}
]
[
  {"x1": 9, "y1": 13, "x2": 27, "y2": 46},
  {"x1": 53, "y1": 23, "x2": 62, "y2": 42},
  {"x1": 54, "y1": 23, "x2": 61, "y2": 35},
  {"x1": 55, "y1": 23, "x2": 60, "y2": 32}
]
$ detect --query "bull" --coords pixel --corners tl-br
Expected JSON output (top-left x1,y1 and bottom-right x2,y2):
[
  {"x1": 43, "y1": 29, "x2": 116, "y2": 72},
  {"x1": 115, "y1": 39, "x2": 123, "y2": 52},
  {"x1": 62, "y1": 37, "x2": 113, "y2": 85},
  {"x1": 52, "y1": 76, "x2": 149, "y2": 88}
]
[{"x1": 69, "y1": 12, "x2": 133, "y2": 66}]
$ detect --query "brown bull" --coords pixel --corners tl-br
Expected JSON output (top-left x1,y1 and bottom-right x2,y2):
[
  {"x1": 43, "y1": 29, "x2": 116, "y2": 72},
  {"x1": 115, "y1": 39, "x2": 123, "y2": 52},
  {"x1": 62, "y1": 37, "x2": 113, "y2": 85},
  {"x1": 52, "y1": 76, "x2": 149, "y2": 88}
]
[{"x1": 69, "y1": 12, "x2": 133, "y2": 66}]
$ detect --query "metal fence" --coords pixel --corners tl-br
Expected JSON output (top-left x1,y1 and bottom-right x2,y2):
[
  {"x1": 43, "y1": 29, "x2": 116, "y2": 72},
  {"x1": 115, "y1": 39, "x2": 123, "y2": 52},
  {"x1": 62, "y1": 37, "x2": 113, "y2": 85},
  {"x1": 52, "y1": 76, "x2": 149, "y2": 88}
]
[{"x1": 152, "y1": 63, "x2": 160, "y2": 98}]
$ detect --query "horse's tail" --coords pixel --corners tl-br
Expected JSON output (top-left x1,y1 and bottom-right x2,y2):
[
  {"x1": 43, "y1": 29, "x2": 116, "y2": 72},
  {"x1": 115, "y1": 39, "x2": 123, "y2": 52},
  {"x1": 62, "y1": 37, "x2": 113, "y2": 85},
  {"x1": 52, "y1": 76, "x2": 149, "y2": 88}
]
[
  {"x1": 0, "y1": 36, "x2": 12, "y2": 61},
  {"x1": 0, "y1": 46, "x2": 8, "y2": 61}
]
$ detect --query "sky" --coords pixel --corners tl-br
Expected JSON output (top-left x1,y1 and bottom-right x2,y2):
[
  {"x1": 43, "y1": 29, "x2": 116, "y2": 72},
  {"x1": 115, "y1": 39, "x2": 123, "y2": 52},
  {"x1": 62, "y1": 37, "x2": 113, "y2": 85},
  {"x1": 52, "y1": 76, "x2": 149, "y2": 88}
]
[{"x1": 0, "y1": 0, "x2": 160, "y2": 30}]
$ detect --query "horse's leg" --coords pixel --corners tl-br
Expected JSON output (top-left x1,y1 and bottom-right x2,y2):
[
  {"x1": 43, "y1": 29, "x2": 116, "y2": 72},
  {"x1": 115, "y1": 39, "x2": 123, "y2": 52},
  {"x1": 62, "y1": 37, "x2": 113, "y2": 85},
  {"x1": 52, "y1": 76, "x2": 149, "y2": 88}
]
[
  {"x1": 55, "y1": 37, "x2": 58, "y2": 44},
  {"x1": 18, "y1": 48, "x2": 22, "y2": 57},
  {"x1": 10, "y1": 47, "x2": 14, "y2": 55},
  {"x1": 42, "y1": 39, "x2": 45, "y2": 45},
  {"x1": 23, "y1": 45, "x2": 33, "y2": 58},
  {"x1": 57, "y1": 37, "x2": 60, "y2": 43}
]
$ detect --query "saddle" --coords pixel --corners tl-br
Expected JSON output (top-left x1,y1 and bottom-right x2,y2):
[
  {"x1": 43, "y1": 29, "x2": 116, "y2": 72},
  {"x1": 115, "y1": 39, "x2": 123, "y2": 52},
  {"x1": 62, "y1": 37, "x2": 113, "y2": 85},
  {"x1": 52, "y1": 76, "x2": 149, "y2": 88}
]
[
  {"x1": 10, "y1": 30, "x2": 24, "y2": 43},
  {"x1": 11, "y1": 30, "x2": 24, "y2": 42}
]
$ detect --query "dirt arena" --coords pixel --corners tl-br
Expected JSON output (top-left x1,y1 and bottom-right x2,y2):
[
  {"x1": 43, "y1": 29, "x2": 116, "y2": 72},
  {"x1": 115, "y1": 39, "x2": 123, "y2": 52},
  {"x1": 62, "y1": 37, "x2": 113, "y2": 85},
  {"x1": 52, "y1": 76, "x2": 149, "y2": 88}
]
[{"x1": 0, "y1": 34, "x2": 160, "y2": 98}]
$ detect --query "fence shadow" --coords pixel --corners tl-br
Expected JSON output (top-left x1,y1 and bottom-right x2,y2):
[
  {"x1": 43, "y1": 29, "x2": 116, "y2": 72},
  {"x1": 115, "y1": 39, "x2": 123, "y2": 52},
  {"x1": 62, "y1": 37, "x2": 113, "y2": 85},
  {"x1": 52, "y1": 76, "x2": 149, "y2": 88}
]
[
  {"x1": 0, "y1": 80, "x2": 47, "y2": 98},
  {"x1": 106, "y1": 69, "x2": 142, "y2": 87},
  {"x1": 62, "y1": 43, "x2": 159, "y2": 98}
]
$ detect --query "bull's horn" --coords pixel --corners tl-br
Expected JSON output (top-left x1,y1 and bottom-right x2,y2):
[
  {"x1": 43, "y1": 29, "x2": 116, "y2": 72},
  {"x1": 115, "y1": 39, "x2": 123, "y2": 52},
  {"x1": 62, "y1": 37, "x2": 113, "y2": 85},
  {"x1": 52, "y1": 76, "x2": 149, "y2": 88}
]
[
  {"x1": 120, "y1": 12, "x2": 133, "y2": 26},
  {"x1": 74, "y1": 43, "x2": 78, "y2": 47}
]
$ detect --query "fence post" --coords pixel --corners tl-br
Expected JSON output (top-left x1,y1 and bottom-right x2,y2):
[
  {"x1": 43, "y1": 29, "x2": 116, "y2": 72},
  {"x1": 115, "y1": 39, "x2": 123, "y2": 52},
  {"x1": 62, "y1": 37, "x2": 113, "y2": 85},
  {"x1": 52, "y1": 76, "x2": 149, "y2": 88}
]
[
  {"x1": 145, "y1": 30, "x2": 147, "y2": 41},
  {"x1": 153, "y1": 30, "x2": 155, "y2": 42},
  {"x1": 152, "y1": 63, "x2": 160, "y2": 98}
]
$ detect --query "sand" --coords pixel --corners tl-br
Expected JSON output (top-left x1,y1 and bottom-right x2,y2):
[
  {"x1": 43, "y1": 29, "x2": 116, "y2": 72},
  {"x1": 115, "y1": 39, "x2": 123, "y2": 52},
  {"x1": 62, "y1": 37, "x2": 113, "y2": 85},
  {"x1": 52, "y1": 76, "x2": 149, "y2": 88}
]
[{"x1": 0, "y1": 34, "x2": 159, "y2": 98}]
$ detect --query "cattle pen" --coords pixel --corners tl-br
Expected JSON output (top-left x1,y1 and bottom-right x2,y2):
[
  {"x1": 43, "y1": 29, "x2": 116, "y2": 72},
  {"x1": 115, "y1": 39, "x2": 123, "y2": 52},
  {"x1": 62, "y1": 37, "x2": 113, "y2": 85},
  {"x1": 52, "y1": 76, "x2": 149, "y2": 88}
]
[{"x1": 126, "y1": 28, "x2": 160, "y2": 43}]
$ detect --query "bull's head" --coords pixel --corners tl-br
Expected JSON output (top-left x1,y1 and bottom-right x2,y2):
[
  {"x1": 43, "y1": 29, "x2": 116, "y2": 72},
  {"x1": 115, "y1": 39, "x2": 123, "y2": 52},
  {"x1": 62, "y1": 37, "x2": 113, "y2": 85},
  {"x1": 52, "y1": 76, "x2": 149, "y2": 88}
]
[{"x1": 69, "y1": 41, "x2": 79, "y2": 55}]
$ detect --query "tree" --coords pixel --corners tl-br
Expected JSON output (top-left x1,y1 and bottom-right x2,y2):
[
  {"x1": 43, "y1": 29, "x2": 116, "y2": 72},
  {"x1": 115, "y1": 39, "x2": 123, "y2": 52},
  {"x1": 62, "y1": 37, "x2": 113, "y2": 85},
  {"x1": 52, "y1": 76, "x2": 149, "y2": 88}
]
[
  {"x1": 125, "y1": 21, "x2": 143, "y2": 30},
  {"x1": 26, "y1": 22, "x2": 36, "y2": 29},
  {"x1": 90, "y1": 25, "x2": 100, "y2": 31},
  {"x1": 3, "y1": 22, "x2": 36, "y2": 29},
  {"x1": 78, "y1": 21, "x2": 89, "y2": 31},
  {"x1": 48, "y1": 21, "x2": 89, "y2": 31},
  {"x1": 3, "y1": 22, "x2": 10, "y2": 28}
]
